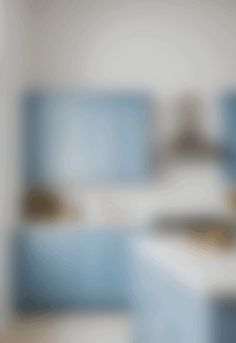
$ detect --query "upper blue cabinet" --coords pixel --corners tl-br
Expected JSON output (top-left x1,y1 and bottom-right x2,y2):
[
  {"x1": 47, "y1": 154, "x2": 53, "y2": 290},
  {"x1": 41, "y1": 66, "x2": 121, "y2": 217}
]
[
  {"x1": 24, "y1": 91, "x2": 154, "y2": 185},
  {"x1": 222, "y1": 92, "x2": 236, "y2": 183}
]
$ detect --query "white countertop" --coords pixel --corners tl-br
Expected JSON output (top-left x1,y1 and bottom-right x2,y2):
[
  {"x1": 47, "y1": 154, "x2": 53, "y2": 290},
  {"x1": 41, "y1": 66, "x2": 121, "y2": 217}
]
[{"x1": 136, "y1": 235, "x2": 236, "y2": 299}]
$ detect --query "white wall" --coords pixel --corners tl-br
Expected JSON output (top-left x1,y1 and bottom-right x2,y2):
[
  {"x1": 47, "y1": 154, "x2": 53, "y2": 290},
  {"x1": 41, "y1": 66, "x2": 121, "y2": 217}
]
[
  {"x1": 0, "y1": 0, "x2": 30, "y2": 330},
  {"x1": 28, "y1": 0, "x2": 236, "y2": 94}
]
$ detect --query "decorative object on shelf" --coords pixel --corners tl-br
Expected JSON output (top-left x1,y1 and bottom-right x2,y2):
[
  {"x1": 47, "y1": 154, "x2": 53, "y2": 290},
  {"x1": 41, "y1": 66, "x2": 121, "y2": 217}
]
[
  {"x1": 187, "y1": 226, "x2": 234, "y2": 250},
  {"x1": 169, "y1": 94, "x2": 220, "y2": 159},
  {"x1": 23, "y1": 187, "x2": 79, "y2": 222},
  {"x1": 156, "y1": 213, "x2": 234, "y2": 249}
]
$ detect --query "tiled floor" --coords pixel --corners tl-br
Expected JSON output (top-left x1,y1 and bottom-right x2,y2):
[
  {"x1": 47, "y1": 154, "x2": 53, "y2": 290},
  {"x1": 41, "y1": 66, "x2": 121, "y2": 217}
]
[{"x1": 1, "y1": 312, "x2": 131, "y2": 343}]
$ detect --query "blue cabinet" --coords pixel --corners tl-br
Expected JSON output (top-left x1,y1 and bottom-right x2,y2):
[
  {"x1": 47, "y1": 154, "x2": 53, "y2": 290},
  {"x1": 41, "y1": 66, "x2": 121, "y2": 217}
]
[
  {"x1": 132, "y1": 245, "x2": 236, "y2": 343},
  {"x1": 132, "y1": 248, "x2": 210, "y2": 343},
  {"x1": 24, "y1": 91, "x2": 153, "y2": 185},
  {"x1": 222, "y1": 92, "x2": 236, "y2": 182},
  {"x1": 15, "y1": 227, "x2": 131, "y2": 312}
]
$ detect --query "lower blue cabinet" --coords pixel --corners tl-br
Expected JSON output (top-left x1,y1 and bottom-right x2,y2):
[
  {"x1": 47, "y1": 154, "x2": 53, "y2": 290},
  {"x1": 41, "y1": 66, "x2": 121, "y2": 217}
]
[
  {"x1": 131, "y1": 248, "x2": 210, "y2": 343},
  {"x1": 132, "y1": 245, "x2": 236, "y2": 343},
  {"x1": 14, "y1": 227, "x2": 130, "y2": 312}
]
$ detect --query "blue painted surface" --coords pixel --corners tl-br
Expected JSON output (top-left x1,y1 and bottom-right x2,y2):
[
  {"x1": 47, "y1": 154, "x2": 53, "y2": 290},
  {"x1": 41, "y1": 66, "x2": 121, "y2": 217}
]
[
  {"x1": 210, "y1": 301, "x2": 236, "y2": 343},
  {"x1": 14, "y1": 226, "x2": 140, "y2": 312},
  {"x1": 132, "y1": 241, "x2": 236, "y2": 343},
  {"x1": 222, "y1": 92, "x2": 236, "y2": 182},
  {"x1": 24, "y1": 91, "x2": 153, "y2": 185}
]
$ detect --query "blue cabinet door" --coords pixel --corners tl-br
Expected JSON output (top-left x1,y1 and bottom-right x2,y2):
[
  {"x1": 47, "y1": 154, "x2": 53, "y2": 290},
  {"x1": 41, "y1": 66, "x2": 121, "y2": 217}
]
[
  {"x1": 24, "y1": 91, "x2": 153, "y2": 185},
  {"x1": 15, "y1": 228, "x2": 130, "y2": 312},
  {"x1": 131, "y1": 248, "x2": 210, "y2": 343},
  {"x1": 222, "y1": 93, "x2": 236, "y2": 182}
]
